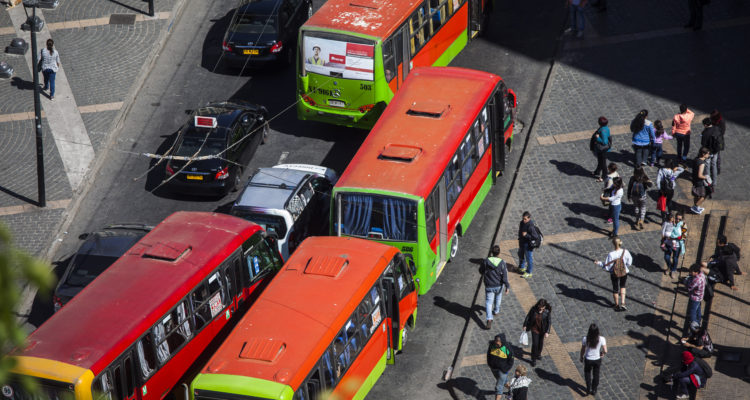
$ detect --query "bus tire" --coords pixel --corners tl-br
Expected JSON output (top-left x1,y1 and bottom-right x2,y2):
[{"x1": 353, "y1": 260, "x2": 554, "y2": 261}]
[
  {"x1": 399, "y1": 327, "x2": 408, "y2": 353},
  {"x1": 449, "y1": 232, "x2": 459, "y2": 259}
]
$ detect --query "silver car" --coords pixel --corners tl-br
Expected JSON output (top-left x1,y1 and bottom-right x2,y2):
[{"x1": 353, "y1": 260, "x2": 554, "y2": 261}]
[{"x1": 230, "y1": 164, "x2": 337, "y2": 258}]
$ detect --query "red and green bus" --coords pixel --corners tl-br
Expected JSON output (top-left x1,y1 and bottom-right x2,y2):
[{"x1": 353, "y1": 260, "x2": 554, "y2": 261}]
[
  {"x1": 190, "y1": 236, "x2": 418, "y2": 400},
  {"x1": 331, "y1": 66, "x2": 516, "y2": 294},
  {"x1": 297, "y1": 0, "x2": 492, "y2": 129},
  {"x1": 5, "y1": 212, "x2": 283, "y2": 400}
]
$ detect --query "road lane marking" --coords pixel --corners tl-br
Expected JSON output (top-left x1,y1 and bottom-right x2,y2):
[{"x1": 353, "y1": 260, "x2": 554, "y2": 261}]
[{"x1": 277, "y1": 151, "x2": 289, "y2": 164}]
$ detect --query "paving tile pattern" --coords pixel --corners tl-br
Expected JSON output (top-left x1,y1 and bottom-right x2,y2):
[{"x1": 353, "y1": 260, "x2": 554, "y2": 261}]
[
  {"x1": 0, "y1": 207, "x2": 65, "y2": 256},
  {"x1": 0, "y1": 6, "x2": 13, "y2": 28},
  {"x1": 42, "y1": 0, "x2": 177, "y2": 23},
  {"x1": 0, "y1": 33, "x2": 36, "y2": 115},
  {"x1": 82, "y1": 109, "x2": 119, "y2": 153},
  {"x1": 51, "y1": 19, "x2": 165, "y2": 107},
  {"x1": 568, "y1": 346, "x2": 645, "y2": 399}
]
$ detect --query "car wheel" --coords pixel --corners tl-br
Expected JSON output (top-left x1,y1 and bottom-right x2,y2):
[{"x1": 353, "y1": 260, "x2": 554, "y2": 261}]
[{"x1": 449, "y1": 232, "x2": 459, "y2": 259}]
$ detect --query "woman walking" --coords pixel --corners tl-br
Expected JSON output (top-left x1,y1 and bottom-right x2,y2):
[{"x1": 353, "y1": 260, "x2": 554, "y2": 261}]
[
  {"x1": 40, "y1": 39, "x2": 61, "y2": 100},
  {"x1": 661, "y1": 212, "x2": 683, "y2": 277},
  {"x1": 631, "y1": 110, "x2": 656, "y2": 166},
  {"x1": 594, "y1": 237, "x2": 633, "y2": 311},
  {"x1": 505, "y1": 365, "x2": 532, "y2": 400},
  {"x1": 580, "y1": 323, "x2": 607, "y2": 396},
  {"x1": 627, "y1": 166, "x2": 652, "y2": 230},
  {"x1": 672, "y1": 104, "x2": 695, "y2": 163},
  {"x1": 656, "y1": 159, "x2": 685, "y2": 220},
  {"x1": 601, "y1": 177, "x2": 624, "y2": 237},
  {"x1": 649, "y1": 120, "x2": 672, "y2": 166},
  {"x1": 591, "y1": 117, "x2": 611, "y2": 182},
  {"x1": 522, "y1": 299, "x2": 551, "y2": 367}
]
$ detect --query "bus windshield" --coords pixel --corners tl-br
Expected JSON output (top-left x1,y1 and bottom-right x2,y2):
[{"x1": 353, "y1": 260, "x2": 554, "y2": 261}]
[
  {"x1": 338, "y1": 193, "x2": 417, "y2": 242},
  {"x1": 302, "y1": 31, "x2": 375, "y2": 81}
]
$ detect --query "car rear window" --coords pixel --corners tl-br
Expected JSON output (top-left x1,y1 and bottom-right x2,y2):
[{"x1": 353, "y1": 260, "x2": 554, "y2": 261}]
[
  {"x1": 231, "y1": 14, "x2": 278, "y2": 35},
  {"x1": 175, "y1": 129, "x2": 227, "y2": 157}
]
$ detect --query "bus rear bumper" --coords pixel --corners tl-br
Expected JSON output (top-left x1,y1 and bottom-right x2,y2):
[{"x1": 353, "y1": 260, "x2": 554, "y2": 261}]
[{"x1": 296, "y1": 100, "x2": 383, "y2": 129}]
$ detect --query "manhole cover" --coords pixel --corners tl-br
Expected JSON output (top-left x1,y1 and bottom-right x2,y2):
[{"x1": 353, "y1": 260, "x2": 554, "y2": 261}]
[{"x1": 109, "y1": 14, "x2": 136, "y2": 25}]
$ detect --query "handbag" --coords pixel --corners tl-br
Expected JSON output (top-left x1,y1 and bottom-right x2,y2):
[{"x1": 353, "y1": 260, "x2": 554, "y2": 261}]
[
  {"x1": 657, "y1": 194, "x2": 667, "y2": 212},
  {"x1": 519, "y1": 331, "x2": 529, "y2": 347}
]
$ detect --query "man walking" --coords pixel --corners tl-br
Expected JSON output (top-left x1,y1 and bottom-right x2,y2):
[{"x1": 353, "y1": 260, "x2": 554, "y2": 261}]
[
  {"x1": 487, "y1": 334, "x2": 514, "y2": 400},
  {"x1": 517, "y1": 212, "x2": 539, "y2": 279},
  {"x1": 700, "y1": 118, "x2": 721, "y2": 188},
  {"x1": 672, "y1": 104, "x2": 695, "y2": 163},
  {"x1": 484, "y1": 245, "x2": 510, "y2": 330},
  {"x1": 682, "y1": 263, "x2": 706, "y2": 341}
]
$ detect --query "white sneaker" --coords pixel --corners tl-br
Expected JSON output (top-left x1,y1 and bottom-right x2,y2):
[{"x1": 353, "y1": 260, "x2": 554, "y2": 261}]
[
  {"x1": 690, "y1": 206, "x2": 703, "y2": 214},
  {"x1": 698, "y1": 207, "x2": 705, "y2": 213}
]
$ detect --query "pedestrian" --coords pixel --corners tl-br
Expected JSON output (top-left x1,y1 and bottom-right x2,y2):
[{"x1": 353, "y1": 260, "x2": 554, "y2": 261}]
[
  {"x1": 649, "y1": 120, "x2": 672, "y2": 166},
  {"x1": 487, "y1": 334, "x2": 514, "y2": 399},
  {"x1": 630, "y1": 110, "x2": 655, "y2": 167},
  {"x1": 682, "y1": 263, "x2": 706, "y2": 340},
  {"x1": 600, "y1": 176, "x2": 623, "y2": 237},
  {"x1": 661, "y1": 211, "x2": 684, "y2": 277},
  {"x1": 564, "y1": 0, "x2": 587, "y2": 38},
  {"x1": 690, "y1": 147, "x2": 711, "y2": 214},
  {"x1": 656, "y1": 159, "x2": 685, "y2": 219},
  {"x1": 672, "y1": 104, "x2": 695, "y2": 163},
  {"x1": 483, "y1": 245, "x2": 510, "y2": 330},
  {"x1": 40, "y1": 38, "x2": 61, "y2": 100},
  {"x1": 703, "y1": 234, "x2": 742, "y2": 290},
  {"x1": 682, "y1": 322, "x2": 714, "y2": 358},
  {"x1": 579, "y1": 323, "x2": 607, "y2": 396},
  {"x1": 685, "y1": 0, "x2": 705, "y2": 30},
  {"x1": 601, "y1": 163, "x2": 619, "y2": 223},
  {"x1": 517, "y1": 212, "x2": 539, "y2": 279},
  {"x1": 699, "y1": 117, "x2": 721, "y2": 188},
  {"x1": 626, "y1": 166, "x2": 652, "y2": 230},
  {"x1": 522, "y1": 299, "x2": 551, "y2": 367},
  {"x1": 505, "y1": 365, "x2": 531, "y2": 400},
  {"x1": 671, "y1": 351, "x2": 707, "y2": 399},
  {"x1": 594, "y1": 237, "x2": 632, "y2": 311},
  {"x1": 591, "y1": 116, "x2": 611, "y2": 182}
]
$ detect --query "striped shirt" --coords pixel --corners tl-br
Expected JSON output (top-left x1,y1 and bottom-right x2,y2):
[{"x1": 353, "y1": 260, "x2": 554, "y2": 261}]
[
  {"x1": 41, "y1": 48, "x2": 60, "y2": 72},
  {"x1": 687, "y1": 272, "x2": 706, "y2": 302}
]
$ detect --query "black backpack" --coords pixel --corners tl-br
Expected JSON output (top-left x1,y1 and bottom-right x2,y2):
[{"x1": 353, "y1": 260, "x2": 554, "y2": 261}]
[
  {"x1": 695, "y1": 357, "x2": 713, "y2": 379},
  {"x1": 589, "y1": 131, "x2": 598, "y2": 152},
  {"x1": 529, "y1": 225, "x2": 544, "y2": 249}
]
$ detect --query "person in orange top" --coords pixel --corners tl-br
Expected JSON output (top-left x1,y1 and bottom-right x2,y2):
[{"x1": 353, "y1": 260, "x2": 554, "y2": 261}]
[{"x1": 672, "y1": 104, "x2": 695, "y2": 163}]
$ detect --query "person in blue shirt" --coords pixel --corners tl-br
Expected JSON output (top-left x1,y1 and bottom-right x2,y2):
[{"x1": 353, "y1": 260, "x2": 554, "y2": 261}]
[
  {"x1": 592, "y1": 116, "x2": 611, "y2": 182},
  {"x1": 630, "y1": 110, "x2": 656, "y2": 167}
]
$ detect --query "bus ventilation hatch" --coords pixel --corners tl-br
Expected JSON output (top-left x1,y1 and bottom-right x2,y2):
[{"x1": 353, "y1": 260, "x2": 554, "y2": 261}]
[
  {"x1": 304, "y1": 255, "x2": 349, "y2": 277},
  {"x1": 378, "y1": 144, "x2": 422, "y2": 162},
  {"x1": 349, "y1": 0, "x2": 383, "y2": 10},
  {"x1": 141, "y1": 241, "x2": 191, "y2": 262},
  {"x1": 406, "y1": 101, "x2": 450, "y2": 118},
  {"x1": 239, "y1": 338, "x2": 286, "y2": 362}
]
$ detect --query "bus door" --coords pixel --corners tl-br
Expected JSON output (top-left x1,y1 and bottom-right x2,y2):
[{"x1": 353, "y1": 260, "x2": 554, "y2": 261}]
[
  {"x1": 380, "y1": 273, "x2": 400, "y2": 364},
  {"x1": 391, "y1": 255, "x2": 417, "y2": 348},
  {"x1": 222, "y1": 249, "x2": 242, "y2": 311},
  {"x1": 469, "y1": 0, "x2": 484, "y2": 38},
  {"x1": 437, "y1": 178, "x2": 448, "y2": 271},
  {"x1": 490, "y1": 94, "x2": 505, "y2": 179}
]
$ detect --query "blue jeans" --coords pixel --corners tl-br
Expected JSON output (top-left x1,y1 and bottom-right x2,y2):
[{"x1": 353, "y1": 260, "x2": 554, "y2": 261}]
[
  {"x1": 611, "y1": 203, "x2": 622, "y2": 236},
  {"x1": 686, "y1": 298, "x2": 702, "y2": 329},
  {"x1": 42, "y1": 69, "x2": 56, "y2": 97},
  {"x1": 485, "y1": 286, "x2": 504, "y2": 320},
  {"x1": 518, "y1": 241, "x2": 533, "y2": 273},
  {"x1": 633, "y1": 144, "x2": 649, "y2": 166},
  {"x1": 664, "y1": 247, "x2": 680, "y2": 272},
  {"x1": 569, "y1": 5, "x2": 585, "y2": 31},
  {"x1": 492, "y1": 369, "x2": 509, "y2": 395},
  {"x1": 650, "y1": 143, "x2": 663, "y2": 164}
]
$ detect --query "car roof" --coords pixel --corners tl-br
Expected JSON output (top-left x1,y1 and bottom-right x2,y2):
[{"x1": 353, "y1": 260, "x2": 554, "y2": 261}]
[
  {"x1": 234, "y1": 167, "x2": 310, "y2": 210},
  {"x1": 76, "y1": 230, "x2": 148, "y2": 257},
  {"x1": 237, "y1": 0, "x2": 283, "y2": 15}
]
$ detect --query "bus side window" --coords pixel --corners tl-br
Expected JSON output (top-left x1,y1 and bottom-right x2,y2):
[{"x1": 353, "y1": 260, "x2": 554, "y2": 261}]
[
  {"x1": 297, "y1": 367, "x2": 322, "y2": 400},
  {"x1": 244, "y1": 236, "x2": 282, "y2": 283},
  {"x1": 461, "y1": 131, "x2": 477, "y2": 184},
  {"x1": 320, "y1": 348, "x2": 336, "y2": 387},
  {"x1": 382, "y1": 38, "x2": 396, "y2": 83},
  {"x1": 425, "y1": 188, "x2": 437, "y2": 243},
  {"x1": 94, "y1": 371, "x2": 113, "y2": 400},
  {"x1": 136, "y1": 335, "x2": 156, "y2": 380},
  {"x1": 123, "y1": 356, "x2": 135, "y2": 398},
  {"x1": 444, "y1": 153, "x2": 462, "y2": 209},
  {"x1": 190, "y1": 283, "x2": 211, "y2": 331}
]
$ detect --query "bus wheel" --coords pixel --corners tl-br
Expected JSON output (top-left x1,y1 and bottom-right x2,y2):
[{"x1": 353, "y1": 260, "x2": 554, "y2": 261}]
[
  {"x1": 450, "y1": 232, "x2": 459, "y2": 259},
  {"x1": 399, "y1": 328, "x2": 408, "y2": 353}
]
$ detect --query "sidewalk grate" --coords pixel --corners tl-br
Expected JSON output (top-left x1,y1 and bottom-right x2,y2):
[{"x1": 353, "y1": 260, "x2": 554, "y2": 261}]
[{"x1": 109, "y1": 14, "x2": 136, "y2": 25}]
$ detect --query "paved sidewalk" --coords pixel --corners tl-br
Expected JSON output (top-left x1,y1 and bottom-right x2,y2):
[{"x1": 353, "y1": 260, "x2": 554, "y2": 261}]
[
  {"x1": 0, "y1": 0, "x2": 184, "y2": 257},
  {"x1": 450, "y1": 1, "x2": 750, "y2": 399}
]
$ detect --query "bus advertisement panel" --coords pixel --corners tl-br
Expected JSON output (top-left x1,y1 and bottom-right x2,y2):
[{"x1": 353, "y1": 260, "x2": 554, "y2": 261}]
[{"x1": 303, "y1": 36, "x2": 374, "y2": 81}]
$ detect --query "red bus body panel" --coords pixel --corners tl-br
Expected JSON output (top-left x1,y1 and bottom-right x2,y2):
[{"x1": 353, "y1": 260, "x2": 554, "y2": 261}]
[
  {"x1": 305, "y1": 0, "x2": 422, "y2": 40},
  {"x1": 410, "y1": 4, "x2": 468, "y2": 66}
]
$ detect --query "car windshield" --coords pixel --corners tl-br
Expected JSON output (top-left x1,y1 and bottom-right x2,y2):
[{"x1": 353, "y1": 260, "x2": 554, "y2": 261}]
[
  {"x1": 231, "y1": 211, "x2": 288, "y2": 238},
  {"x1": 65, "y1": 234, "x2": 143, "y2": 287},
  {"x1": 231, "y1": 14, "x2": 278, "y2": 35},
  {"x1": 175, "y1": 128, "x2": 226, "y2": 157},
  {"x1": 337, "y1": 193, "x2": 418, "y2": 242}
]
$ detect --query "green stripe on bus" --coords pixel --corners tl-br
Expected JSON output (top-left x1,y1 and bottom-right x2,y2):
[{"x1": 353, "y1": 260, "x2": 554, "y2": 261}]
[
  {"x1": 351, "y1": 351, "x2": 387, "y2": 400},
  {"x1": 433, "y1": 29, "x2": 469, "y2": 67},
  {"x1": 190, "y1": 374, "x2": 294, "y2": 400}
]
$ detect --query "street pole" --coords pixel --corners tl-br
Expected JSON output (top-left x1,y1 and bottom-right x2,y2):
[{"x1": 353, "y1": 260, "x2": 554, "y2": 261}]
[
  {"x1": 26, "y1": 0, "x2": 45, "y2": 207},
  {"x1": 148, "y1": 0, "x2": 154, "y2": 17}
]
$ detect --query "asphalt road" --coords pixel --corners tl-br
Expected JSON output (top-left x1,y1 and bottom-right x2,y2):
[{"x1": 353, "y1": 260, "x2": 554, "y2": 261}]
[{"x1": 30, "y1": 0, "x2": 564, "y2": 398}]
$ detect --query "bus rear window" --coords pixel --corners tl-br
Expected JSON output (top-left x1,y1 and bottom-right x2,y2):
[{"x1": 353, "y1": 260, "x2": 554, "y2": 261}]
[
  {"x1": 338, "y1": 193, "x2": 417, "y2": 242},
  {"x1": 302, "y1": 32, "x2": 375, "y2": 81},
  {"x1": 3, "y1": 376, "x2": 75, "y2": 400}
]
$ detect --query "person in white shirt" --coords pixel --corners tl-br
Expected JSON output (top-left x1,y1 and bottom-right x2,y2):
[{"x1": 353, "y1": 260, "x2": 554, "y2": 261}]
[
  {"x1": 40, "y1": 39, "x2": 61, "y2": 100},
  {"x1": 600, "y1": 176, "x2": 624, "y2": 237},
  {"x1": 594, "y1": 237, "x2": 633, "y2": 311},
  {"x1": 579, "y1": 323, "x2": 607, "y2": 396}
]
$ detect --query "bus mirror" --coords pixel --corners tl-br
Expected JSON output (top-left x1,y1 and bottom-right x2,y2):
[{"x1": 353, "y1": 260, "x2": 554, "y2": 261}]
[
  {"x1": 266, "y1": 228, "x2": 279, "y2": 240},
  {"x1": 508, "y1": 89, "x2": 517, "y2": 108}
]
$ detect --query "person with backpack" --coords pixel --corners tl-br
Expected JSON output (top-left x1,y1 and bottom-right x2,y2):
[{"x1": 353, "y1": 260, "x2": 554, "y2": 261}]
[
  {"x1": 683, "y1": 322, "x2": 714, "y2": 358},
  {"x1": 517, "y1": 212, "x2": 539, "y2": 279},
  {"x1": 483, "y1": 245, "x2": 511, "y2": 330},
  {"x1": 600, "y1": 177, "x2": 624, "y2": 237},
  {"x1": 700, "y1": 117, "x2": 722, "y2": 188},
  {"x1": 656, "y1": 159, "x2": 685, "y2": 220},
  {"x1": 671, "y1": 351, "x2": 708, "y2": 399},
  {"x1": 630, "y1": 110, "x2": 656, "y2": 167},
  {"x1": 487, "y1": 334, "x2": 514, "y2": 399},
  {"x1": 590, "y1": 116, "x2": 611, "y2": 182},
  {"x1": 690, "y1": 147, "x2": 711, "y2": 214},
  {"x1": 594, "y1": 237, "x2": 632, "y2": 311},
  {"x1": 627, "y1": 166, "x2": 653, "y2": 230},
  {"x1": 522, "y1": 299, "x2": 551, "y2": 366},
  {"x1": 579, "y1": 323, "x2": 607, "y2": 396}
]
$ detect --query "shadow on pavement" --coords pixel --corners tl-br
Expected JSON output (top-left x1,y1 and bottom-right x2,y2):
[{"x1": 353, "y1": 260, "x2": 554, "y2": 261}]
[
  {"x1": 0, "y1": 185, "x2": 40, "y2": 207},
  {"x1": 555, "y1": 283, "x2": 610, "y2": 308},
  {"x1": 534, "y1": 367, "x2": 586, "y2": 396},
  {"x1": 433, "y1": 296, "x2": 485, "y2": 329},
  {"x1": 10, "y1": 77, "x2": 34, "y2": 91},
  {"x1": 549, "y1": 159, "x2": 591, "y2": 178},
  {"x1": 439, "y1": 377, "x2": 493, "y2": 400}
]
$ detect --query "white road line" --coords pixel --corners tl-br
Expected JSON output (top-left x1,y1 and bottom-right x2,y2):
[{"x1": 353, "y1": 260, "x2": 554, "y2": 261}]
[{"x1": 277, "y1": 151, "x2": 289, "y2": 164}]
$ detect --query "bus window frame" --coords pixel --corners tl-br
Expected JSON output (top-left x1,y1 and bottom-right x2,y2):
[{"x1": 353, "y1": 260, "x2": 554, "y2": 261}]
[{"x1": 242, "y1": 233, "x2": 283, "y2": 284}]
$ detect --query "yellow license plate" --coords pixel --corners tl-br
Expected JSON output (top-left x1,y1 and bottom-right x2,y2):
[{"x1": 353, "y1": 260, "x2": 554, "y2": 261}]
[
  {"x1": 186, "y1": 175, "x2": 203, "y2": 181},
  {"x1": 243, "y1": 49, "x2": 259, "y2": 55}
]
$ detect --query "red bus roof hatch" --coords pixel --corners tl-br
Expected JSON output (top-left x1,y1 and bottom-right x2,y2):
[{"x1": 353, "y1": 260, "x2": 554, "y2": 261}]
[
  {"x1": 239, "y1": 338, "x2": 286, "y2": 363},
  {"x1": 406, "y1": 100, "x2": 450, "y2": 119},
  {"x1": 379, "y1": 144, "x2": 422, "y2": 162},
  {"x1": 304, "y1": 255, "x2": 349, "y2": 277},
  {"x1": 141, "y1": 241, "x2": 191, "y2": 262}
]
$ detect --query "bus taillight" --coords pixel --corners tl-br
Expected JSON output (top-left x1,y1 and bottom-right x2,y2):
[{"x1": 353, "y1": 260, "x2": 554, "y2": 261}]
[
  {"x1": 302, "y1": 94, "x2": 316, "y2": 106},
  {"x1": 359, "y1": 104, "x2": 374, "y2": 113}
]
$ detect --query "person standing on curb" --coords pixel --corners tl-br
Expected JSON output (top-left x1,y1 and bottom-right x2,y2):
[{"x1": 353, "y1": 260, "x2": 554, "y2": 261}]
[
  {"x1": 600, "y1": 177, "x2": 624, "y2": 237},
  {"x1": 40, "y1": 39, "x2": 61, "y2": 100},
  {"x1": 483, "y1": 245, "x2": 510, "y2": 330},
  {"x1": 700, "y1": 118, "x2": 721, "y2": 189},
  {"x1": 522, "y1": 299, "x2": 551, "y2": 367},
  {"x1": 564, "y1": 0, "x2": 588, "y2": 38},
  {"x1": 650, "y1": 120, "x2": 671, "y2": 167},
  {"x1": 682, "y1": 263, "x2": 706, "y2": 341},
  {"x1": 627, "y1": 166, "x2": 652, "y2": 230},
  {"x1": 631, "y1": 110, "x2": 656, "y2": 167},
  {"x1": 690, "y1": 147, "x2": 711, "y2": 214},
  {"x1": 517, "y1": 212, "x2": 539, "y2": 279},
  {"x1": 487, "y1": 334, "x2": 514, "y2": 400},
  {"x1": 591, "y1": 117, "x2": 611, "y2": 182},
  {"x1": 672, "y1": 104, "x2": 695, "y2": 163},
  {"x1": 656, "y1": 159, "x2": 685, "y2": 220},
  {"x1": 710, "y1": 109, "x2": 726, "y2": 174},
  {"x1": 594, "y1": 237, "x2": 632, "y2": 311},
  {"x1": 661, "y1": 212, "x2": 685, "y2": 278},
  {"x1": 505, "y1": 365, "x2": 532, "y2": 400},
  {"x1": 580, "y1": 323, "x2": 607, "y2": 396}
]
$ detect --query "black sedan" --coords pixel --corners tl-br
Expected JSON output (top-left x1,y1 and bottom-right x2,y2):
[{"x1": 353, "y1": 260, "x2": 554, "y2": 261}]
[
  {"x1": 54, "y1": 225, "x2": 152, "y2": 311},
  {"x1": 164, "y1": 101, "x2": 268, "y2": 196},
  {"x1": 221, "y1": 0, "x2": 313, "y2": 68}
]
